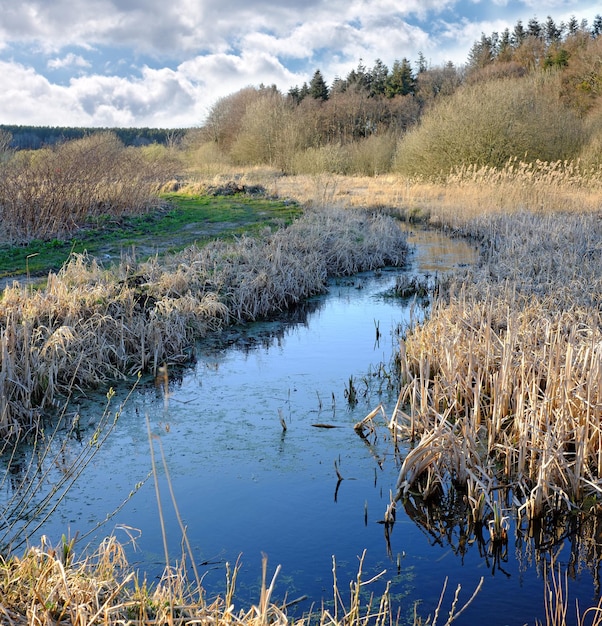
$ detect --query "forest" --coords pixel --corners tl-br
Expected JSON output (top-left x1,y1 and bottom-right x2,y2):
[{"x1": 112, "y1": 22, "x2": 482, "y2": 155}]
[
  {"x1": 0, "y1": 124, "x2": 184, "y2": 150},
  {"x1": 187, "y1": 12, "x2": 602, "y2": 178}
]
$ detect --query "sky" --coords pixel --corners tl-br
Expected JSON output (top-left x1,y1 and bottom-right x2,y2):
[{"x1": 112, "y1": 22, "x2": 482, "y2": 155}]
[{"x1": 0, "y1": 0, "x2": 599, "y2": 129}]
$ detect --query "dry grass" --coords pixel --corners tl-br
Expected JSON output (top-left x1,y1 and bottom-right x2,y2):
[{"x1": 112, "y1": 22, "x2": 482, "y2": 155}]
[
  {"x1": 246, "y1": 159, "x2": 602, "y2": 225},
  {"x1": 374, "y1": 160, "x2": 602, "y2": 527},
  {"x1": 0, "y1": 205, "x2": 408, "y2": 440},
  {"x1": 0, "y1": 134, "x2": 178, "y2": 244},
  {"x1": 0, "y1": 537, "x2": 480, "y2": 626}
]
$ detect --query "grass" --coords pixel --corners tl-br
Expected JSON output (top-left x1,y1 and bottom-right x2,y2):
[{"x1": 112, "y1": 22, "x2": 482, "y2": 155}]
[
  {"x1": 0, "y1": 191, "x2": 302, "y2": 280},
  {"x1": 0, "y1": 199, "x2": 408, "y2": 440}
]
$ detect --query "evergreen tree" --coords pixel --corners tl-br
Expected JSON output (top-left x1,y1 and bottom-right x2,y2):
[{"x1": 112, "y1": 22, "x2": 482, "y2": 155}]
[
  {"x1": 385, "y1": 58, "x2": 415, "y2": 97},
  {"x1": 416, "y1": 52, "x2": 428, "y2": 74},
  {"x1": 331, "y1": 76, "x2": 347, "y2": 95},
  {"x1": 566, "y1": 15, "x2": 580, "y2": 36},
  {"x1": 370, "y1": 59, "x2": 389, "y2": 97},
  {"x1": 544, "y1": 16, "x2": 562, "y2": 44},
  {"x1": 512, "y1": 20, "x2": 527, "y2": 46},
  {"x1": 287, "y1": 86, "x2": 302, "y2": 105},
  {"x1": 527, "y1": 17, "x2": 542, "y2": 39},
  {"x1": 346, "y1": 60, "x2": 371, "y2": 93},
  {"x1": 467, "y1": 34, "x2": 495, "y2": 70},
  {"x1": 498, "y1": 28, "x2": 513, "y2": 61},
  {"x1": 593, "y1": 14, "x2": 602, "y2": 37},
  {"x1": 299, "y1": 82, "x2": 310, "y2": 100},
  {"x1": 309, "y1": 70, "x2": 329, "y2": 100}
]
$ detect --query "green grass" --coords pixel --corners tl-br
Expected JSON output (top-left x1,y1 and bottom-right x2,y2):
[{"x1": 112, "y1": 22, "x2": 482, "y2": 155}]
[{"x1": 0, "y1": 192, "x2": 303, "y2": 280}]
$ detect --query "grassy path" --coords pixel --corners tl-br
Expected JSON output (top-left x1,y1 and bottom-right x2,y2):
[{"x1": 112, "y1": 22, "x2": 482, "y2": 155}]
[{"x1": 0, "y1": 191, "x2": 302, "y2": 281}]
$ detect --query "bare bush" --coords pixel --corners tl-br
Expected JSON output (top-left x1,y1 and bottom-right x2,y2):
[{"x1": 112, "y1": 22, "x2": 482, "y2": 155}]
[
  {"x1": 394, "y1": 73, "x2": 586, "y2": 178},
  {"x1": 0, "y1": 132, "x2": 177, "y2": 243}
]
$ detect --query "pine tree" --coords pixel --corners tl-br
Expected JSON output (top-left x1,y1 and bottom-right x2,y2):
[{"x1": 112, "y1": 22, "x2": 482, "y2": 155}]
[
  {"x1": 566, "y1": 15, "x2": 580, "y2": 36},
  {"x1": 527, "y1": 17, "x2": 542, "y2": 39},
  {"x1": 369, "y1": 59, "x2": 389, "y2": 97},
  {"x1": 416, "y1": 52, "x2": 428, "y2": 74},
  {"x1": 512, "y1": 20, "x2": 526, "y2": 46},
  {"x1": 467, "y1": 34, "x2": 495, "y2": 70},
  {"x1": 544, "y1": 16, "x2": 562, "y2": 44}
]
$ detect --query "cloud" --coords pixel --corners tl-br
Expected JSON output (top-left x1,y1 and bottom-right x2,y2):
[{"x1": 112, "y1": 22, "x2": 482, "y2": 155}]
[
  {"x1": 0, "y1": 0, "x2": 598, "y2": 127},
  {"x1": 47, "y1": 52, "x2": 91, "y2": 70}
]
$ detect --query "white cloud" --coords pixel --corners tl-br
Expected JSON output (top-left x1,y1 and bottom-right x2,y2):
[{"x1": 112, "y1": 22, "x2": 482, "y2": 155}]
[
  {"x1": 0, "y1": 0, "x2": 598, "y2": 127},
  {"x1": 47, "y1": 52, "x2": 91, "y2": 70}
]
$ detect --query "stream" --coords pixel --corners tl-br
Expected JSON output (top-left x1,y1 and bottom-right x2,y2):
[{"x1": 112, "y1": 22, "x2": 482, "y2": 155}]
[{"x1": 3, "y1": 227, "x2": 601, "y2": 624}]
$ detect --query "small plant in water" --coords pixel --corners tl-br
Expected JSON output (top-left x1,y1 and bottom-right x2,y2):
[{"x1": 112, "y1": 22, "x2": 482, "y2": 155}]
[
  {"x1": 488, "y1": 502, "x2": 509, "y2": 544},
  {"x1": 344, "y1": 375, "x2": 358, "y2": 406}
]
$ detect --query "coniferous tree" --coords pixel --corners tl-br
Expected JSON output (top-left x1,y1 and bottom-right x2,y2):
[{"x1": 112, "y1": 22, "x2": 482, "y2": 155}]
[
  {"x1": 497, "y1": 28, "x2": 513, "y2": 61},
  {"x1": 593, "y1": 15, "x2": 602, "y2": 37},
  {"x1": 467, "y1": 34, "x2": 495, "y2": 70},
  {"x1": 386, "y1": 58, "x2": 415, "y2": 97},
  {"x1": 512, "y1": 20, "x2": 527, "y2": 46},
  {"x1": 287, "y1": 86, "x2": 302, "y2": 105},
  {"x1": 544, "y1": 16, "x2": 562, "y2": 44},
  {"x1": 309, "y1": 70, "x2": 329, "y2": 100},
  {"x1": 331, "y1": 76, "x2": 347, "y2": 95},
  {"x1": 527, "y1": 17, "x2": 542, "y2": 39},
  {"x1": 370, "y1": 59, "x2": 389, "y2": 97},
  {"x1": 566, "y1": 15, "x2": 580, "y2": 36},
  {"x1": 299, "y1": 82, "x2": 310, "y2": 100},
  {"x1": 346, "y1": 60, "x2": 371, "y2": 93},
  {"x1": 416, "y1": 52, "x2": 428, "y2": 74}
]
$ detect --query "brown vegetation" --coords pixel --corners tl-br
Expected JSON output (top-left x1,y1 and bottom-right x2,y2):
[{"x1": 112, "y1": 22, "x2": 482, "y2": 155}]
[
  {"x1": 0, "y1": 204, "x2": 408, "y2": 440},
  {"x1": 0, "y1": 132, "x2": 178, "y2": 243}
]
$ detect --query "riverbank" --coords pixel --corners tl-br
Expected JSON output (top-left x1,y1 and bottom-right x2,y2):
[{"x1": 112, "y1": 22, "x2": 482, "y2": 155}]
[{"x1": 0, "y1": 198, "x2": 408, "y2": 440}]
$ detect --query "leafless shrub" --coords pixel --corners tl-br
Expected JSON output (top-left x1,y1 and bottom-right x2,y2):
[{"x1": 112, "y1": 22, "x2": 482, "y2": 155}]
[{"x1": 0, "y1": 132, "x2": 177, "y2": 243}]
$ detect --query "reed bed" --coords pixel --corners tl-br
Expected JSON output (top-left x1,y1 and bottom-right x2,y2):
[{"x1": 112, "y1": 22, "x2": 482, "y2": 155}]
[
  {"x1": 0, "y1": 205, "x2": 408, "y2": 440},
  {"x1": 393, "y1": 289, "x2": 602, "y2": 516},
  {"x1": 384, "y1": 168, "x2": 602, "y2": 528},
  {"x1": 255, "y1": 159, "x2": 602, "y2": 223}
]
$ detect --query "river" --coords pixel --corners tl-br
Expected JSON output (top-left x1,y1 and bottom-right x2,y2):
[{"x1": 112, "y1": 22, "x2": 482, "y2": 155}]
[{"x1": 3, "y1": 228, "x2": 600, "y2": 624}]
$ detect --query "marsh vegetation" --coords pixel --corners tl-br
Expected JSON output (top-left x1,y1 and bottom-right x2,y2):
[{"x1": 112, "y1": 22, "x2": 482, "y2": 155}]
[{"x1": 3, "y1": 11, "x2": 602, "y2": 624}]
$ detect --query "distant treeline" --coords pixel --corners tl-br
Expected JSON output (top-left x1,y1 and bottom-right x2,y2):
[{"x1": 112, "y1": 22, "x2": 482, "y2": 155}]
[{"x1": 0, "y1": 125, "x2": 186, "y2": 150}]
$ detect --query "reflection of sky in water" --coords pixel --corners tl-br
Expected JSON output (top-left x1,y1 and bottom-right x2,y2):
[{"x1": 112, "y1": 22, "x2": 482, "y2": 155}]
[{"x1": 2, "y1": 232, "x2": 598, "y2": 624}]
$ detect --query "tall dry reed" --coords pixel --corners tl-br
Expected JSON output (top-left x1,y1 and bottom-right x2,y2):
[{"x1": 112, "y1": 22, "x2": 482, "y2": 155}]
[
  {"x1": 385, "y1": 166, "x2": 602, "y2": 525},
  {"x1": 0, "y1": 206, "x2": 408, "y2": 440}
]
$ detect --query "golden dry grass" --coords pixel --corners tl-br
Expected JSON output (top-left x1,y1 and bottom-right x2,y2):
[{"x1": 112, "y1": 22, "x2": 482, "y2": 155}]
[
  {"x1": 0, "y1": 205, "x2": 408, "y2": 440},
  {"x1": 0, "y1": 534, "x2": 484, "y2": 626},
  {"x1": 232, "y1": 159, "x2": 602, "y2": 224},
  {"x1": 370, "y1": 160, "x2": 602, "y2": 529}
]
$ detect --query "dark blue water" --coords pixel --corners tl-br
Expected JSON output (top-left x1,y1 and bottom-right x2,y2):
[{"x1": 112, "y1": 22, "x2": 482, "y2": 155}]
[{"x1": 3, "y1": 230, "x2": 601, "y2": 625}]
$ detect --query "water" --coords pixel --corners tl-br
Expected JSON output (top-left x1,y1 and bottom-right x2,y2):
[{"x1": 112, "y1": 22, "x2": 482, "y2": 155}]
[{"x1": 2, "y1": 228, "x2": 600, "y2": 624}]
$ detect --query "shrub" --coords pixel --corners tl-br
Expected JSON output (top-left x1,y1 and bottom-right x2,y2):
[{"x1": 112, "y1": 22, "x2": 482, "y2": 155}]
[
  {"x1": 394, "y1": 72, "x2": 586, "y2": 179},
  {"x1": 347, "y1": 133, "x2": 397, "y2": 176},
  {"x1": 0, "y1": 133, "x2": 177, "y2": 243},
  {"x1": 289, "y1": 144, "x2": 351, "y2": 175}
]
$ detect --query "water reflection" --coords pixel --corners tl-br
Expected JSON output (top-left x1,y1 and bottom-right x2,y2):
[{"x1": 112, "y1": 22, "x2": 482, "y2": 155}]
[{"x1": 2, "y1": 229, "x2": 601, "y2": 624}]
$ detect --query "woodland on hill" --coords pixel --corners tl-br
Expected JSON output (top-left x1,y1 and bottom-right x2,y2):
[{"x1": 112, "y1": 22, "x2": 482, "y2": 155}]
[
  {"x1": 2, "y1": 13, "x2": 602, "y2": 181},
  {"x1": 188, "y1": 12, "x2": 602, "y2": 178}
]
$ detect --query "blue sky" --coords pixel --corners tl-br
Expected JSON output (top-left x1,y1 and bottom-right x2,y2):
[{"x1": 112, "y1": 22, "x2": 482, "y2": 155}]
[{"x1": 0, "y1": 0, "x2": 599, "y2": 128}]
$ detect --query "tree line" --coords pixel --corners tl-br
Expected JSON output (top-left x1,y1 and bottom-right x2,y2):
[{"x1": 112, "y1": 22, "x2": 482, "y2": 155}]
[
  {"x1": 0, "y1": 125, "x2": 185, "y2": 150},
  {"x1": 191, "y1": 11, "x2": 602, "y2": 177}
]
